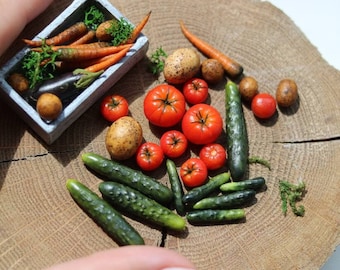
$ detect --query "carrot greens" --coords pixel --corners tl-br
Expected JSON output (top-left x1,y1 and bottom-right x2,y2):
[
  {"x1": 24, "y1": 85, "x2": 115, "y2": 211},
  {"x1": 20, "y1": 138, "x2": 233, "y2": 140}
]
[
  {"x1": 106, "y1": 18, "x2": 134, "y2": 46},
  {"x1": 279, "y1": 180, "x2": 306, "y2": 217},
  {"x1": 84, "y1": 5, "x2": 105, "y2": 30}
]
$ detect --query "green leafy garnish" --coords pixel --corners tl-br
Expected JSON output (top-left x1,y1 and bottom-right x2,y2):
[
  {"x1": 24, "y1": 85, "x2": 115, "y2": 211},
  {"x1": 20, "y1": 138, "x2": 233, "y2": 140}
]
[
  {"x1": 279, "y1": 180, "x2": 306, "y2": 216},
  {"x1": 248, "y1": 156, "x2": 271, "y2": 170},
  {"x1": 22, "y1": 43, "x2": 59, "y2": 89},
  {"x1": 149, "y1": 47, "x2": 167, "y2": 75},
  {"x1": 107, "y1": 18, "x2": 134, "y2": 46},
  {"x1": 84, "y1": 5, "x2": 105, "y2": 30}
]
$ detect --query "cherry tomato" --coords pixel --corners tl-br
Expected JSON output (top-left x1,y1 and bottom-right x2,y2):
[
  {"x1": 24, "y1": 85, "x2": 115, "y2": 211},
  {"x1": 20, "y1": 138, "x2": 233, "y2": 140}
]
[
  {"x1": 181, "y1": 103, "x2": 223, "y2": 145},
  {"x1": 136, "y1": 142, "x2": 164, "y2": 171},
  {"x1": 251, "y1": 93, "x2": 277, "y2": 119},
  {"x1": 180, "y1": 157, "x2": 208, "y2": 188},
  {"x1": 100, "y1": 95, "x2": 129, "y2": 122},
  {"x1": 183, "y1": 78, "x2": 209, "y2": 104},
  {"x1": 143, "y1": 84, "x2": 186, "y2": 127},
  {"x1": 160, "y1": 130, "x2": 188, "y2": 158},
  {"x1": 199, "y1": 143, "x2": 227, "y2": 170}
]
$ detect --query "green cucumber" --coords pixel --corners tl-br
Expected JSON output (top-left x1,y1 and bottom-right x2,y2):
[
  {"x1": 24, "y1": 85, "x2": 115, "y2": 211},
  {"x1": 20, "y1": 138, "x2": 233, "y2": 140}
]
[
  {"x1": 225, "y1": 81, "x2": 249, "y2": 181},
  {"x1": 193, "y1": 189, "x2": 256, "y2": 210},
  {"x1": 182, "y1": 172, "x2": 230, "y2": 205},
  {"x1": 187, "y1": 209, "x2": 245, "y2": 225},
  {"x1": 166, "y1": 159, "x2": 186, "y2": 216},
  {"x1": 66, "y1": 179, "x2": 144, "y2": 246},
  {"x1": 99, "y1": 181, "x2": 186, "y2": 231},
  {"x1": 220, "y1": 177, "x2": 266, "y2": 192},
  {"x1": 82, "y1": 152, "x2": 173, "y2": 205}
]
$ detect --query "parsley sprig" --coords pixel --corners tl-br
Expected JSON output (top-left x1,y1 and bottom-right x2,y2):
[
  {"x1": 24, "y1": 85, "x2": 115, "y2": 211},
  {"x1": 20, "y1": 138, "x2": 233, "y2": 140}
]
[
  {"x1": 84, "y1": 5, "x2": 105, "y2": 30},
  {"x1": 279, "y1": 180, "x2": 306, "y2": 216},
  {"x1": 107, "y1": 18, "x2": 134, "y2": 46},
  {"x1": 149, "y1": 47, "x2": 168, "y2": 75},
  {"x1": 21, "y1": 43, "x2": 59, "y2": 89}
]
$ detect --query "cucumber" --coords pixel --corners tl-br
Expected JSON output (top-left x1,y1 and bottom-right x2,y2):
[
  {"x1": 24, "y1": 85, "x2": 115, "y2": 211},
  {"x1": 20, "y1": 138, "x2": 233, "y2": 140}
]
[
  {"x1": 187, "y1": 209, "x2": 245, "y2": 225},
  {"x1": 225, "y1": 81, "x2": 249, "y2": 181},
  {"x1": 220, "y1": 177, "x2": 266, "y2": 192},
  {"x1": 99, "y1": 181, "x2": 186, "y2": 231},
  {"x1": 166, "y1": 159, "x2": 186, "y2": 216},
  {"x1": 193, "y1": 189, "x2": 256, "y2": 210},
  {"x1": 66, "y1": 179, "x2": 144, "y2": 246},
  {"x1": 82, "y1": 152, "x2": 173, "y2": 205},
  {"x1": 182, "y1": 172, "x2": 230, "y2": 205}
]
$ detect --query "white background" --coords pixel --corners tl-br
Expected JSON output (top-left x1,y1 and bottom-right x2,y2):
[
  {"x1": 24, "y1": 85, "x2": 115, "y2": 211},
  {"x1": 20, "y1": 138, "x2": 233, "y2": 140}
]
[
  {"x1": 265, "y1": 0, "x2": 340, "y2": 70},
  {"x1": 265, "y1": 1, "x2": 340, "y2": 269}
]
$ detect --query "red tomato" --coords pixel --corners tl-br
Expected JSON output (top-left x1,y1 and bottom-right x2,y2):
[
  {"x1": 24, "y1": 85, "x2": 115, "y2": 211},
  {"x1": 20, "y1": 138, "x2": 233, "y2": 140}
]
[
  {"x1": 183, "y1": 78, "x2": 209, "y2": 104},
  {"x1": 199, "y1": 143, "x2": 227, "y2": 170},
  {"x1": 180, "y1": 157, "x2": 208, "y2": 187},
  {"x1": 100, "y1": 95, "x2": 129, "y2": 122},
  {"x1": 160, "y1": 130, "x2": 188, "y2": 158},
  {"x1": 143, "y1": 84, "x2": 186, "y2": 127},
  {"x1": 136, "y1": 142, "x2": 164, "y2": 171},
  {"x1": 181, "y1": 103, "x2": 223, "y2": 145},
  {"x1": 251, "y1": 93, "x2": 277, "y2": 119}
]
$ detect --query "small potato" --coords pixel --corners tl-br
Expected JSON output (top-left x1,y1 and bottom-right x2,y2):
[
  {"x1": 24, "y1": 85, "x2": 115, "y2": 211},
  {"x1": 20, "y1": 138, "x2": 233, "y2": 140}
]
[
  {"x1": 276, "y1": 79, "x2": 298, "y2": 107},
  {"x1": 105, "y1": 116, "x2": 143, "y2": 160},
  {"x1": 201, "y1": 59, "x2": 224, "y2": 84},
  {"x1": 7, "y1": 73, "x2": 29, "y2": 93},
  {"x1": 163, "y1": 48, "x2": 200, "y2": 84},
  {"x1": 36, "y1": 93, "x2": 63, "y2": 121},
  {"x1": 96, "y1": 20, "x2": 114, "y2": 41},
  {"x1": 239, "y1": 76, "x2": 259, "y2": 102}
]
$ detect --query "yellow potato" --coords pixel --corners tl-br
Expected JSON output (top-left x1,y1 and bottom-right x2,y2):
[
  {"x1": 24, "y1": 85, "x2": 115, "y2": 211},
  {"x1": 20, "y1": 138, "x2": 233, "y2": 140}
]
[
  {"x1": 163, "y1": 48, "x2": 201, "y2": 84},
  {"x1": 105, "y1": 116, "x2": 143, "y2": 160}
]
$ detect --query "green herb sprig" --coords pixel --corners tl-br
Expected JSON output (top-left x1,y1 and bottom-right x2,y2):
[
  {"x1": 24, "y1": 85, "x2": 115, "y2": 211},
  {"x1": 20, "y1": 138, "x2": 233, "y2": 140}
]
[
  {"x1": 84, "y1": 5, "x2": 105, "y2": 30},
  {"x1": 107, "y1": 18, "x2": 134, "y2": 46},
  {"x1": 279, "y1": 180, "x2": 306, "y2": 216},
  {"x1": 149, "y1": 47, "x2": 168, "y2": 75}
]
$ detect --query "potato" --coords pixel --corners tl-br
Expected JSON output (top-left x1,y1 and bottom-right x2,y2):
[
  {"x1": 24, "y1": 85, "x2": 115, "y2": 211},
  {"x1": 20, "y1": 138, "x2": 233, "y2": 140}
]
[
  {"x1": 96, "y1": 20, "x2": 114, "y2": 41},
  {"x1": 201, "y1": 59, "x2": 224, "y2": 84},
  {"x1": 105, "y1": 116, "x2": 143, "y2": 160},
  {"x1": 7, "y1": 73, "x2": 29, "y2": 93},
  {"x1": 276, "y1": 79, "x2": 298, "y2": 107},
  {"x1": 163, "y1": 48, "x2": 201, "y2": 84},
  {"x1": 239, "y1": 76, "x2": 259, "y2": 102},
  {"x1": 36, "y1": 93, "x2": 63, "y2": 121}
]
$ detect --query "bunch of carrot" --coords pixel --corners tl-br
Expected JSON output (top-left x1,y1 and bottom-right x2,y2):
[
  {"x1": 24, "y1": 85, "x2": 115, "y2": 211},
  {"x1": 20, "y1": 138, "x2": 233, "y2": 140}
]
[{"x1": 23, "y1": 11, "x2": 151, "y2": 74}]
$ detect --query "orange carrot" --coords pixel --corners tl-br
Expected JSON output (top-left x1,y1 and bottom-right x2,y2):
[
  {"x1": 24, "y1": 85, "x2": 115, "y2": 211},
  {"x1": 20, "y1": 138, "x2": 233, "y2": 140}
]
[
  {"x1": 31, "y1": 42, "x2": 111, "y2": 52},
  {"x1": 70, "y1": 30, "x2": 96, "y2": 45},
  {"x1": 23, "y1": 22, "x2": 88, "y2": 47},
  {"x1": 57, "y1": 44, "x2": 132, "y2": 61},
  {"x1": 84, "y1": 46, "x2": 131, "y2": 72},
  {"x1": 179, "y1": 20, "x2": 243, "y2": 78},
  {"x1": 125, "y1": 11, "x2": 152, "y2": 44}
]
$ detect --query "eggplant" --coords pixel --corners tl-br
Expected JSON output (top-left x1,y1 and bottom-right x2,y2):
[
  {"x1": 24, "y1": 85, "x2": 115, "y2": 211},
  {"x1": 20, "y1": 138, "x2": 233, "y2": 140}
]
[{"x1": 26, "y1": 69, "x2": 103, "y2": 105}]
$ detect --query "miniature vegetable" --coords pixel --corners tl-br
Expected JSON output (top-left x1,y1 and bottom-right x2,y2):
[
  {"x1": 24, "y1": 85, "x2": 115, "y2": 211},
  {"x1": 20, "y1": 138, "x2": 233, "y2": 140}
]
[
  {"x1": 200, "y1": 58, "x2": 224, "y2": 84},
  {"x1": 180, "y1": 21, "x2": 243, "y2": 78},
  {"x1": 276, "y1": 79, "x2": 298, "y2": 107},
  {"x1": 163, "y1": 48, "x2": 201, "y2": 84},
  {"x1": 36, "y1": 93, "x2": 63, "y2": 121},
  {"x1": 105, "y1": 116, "x2": 143, "y2": 160}
]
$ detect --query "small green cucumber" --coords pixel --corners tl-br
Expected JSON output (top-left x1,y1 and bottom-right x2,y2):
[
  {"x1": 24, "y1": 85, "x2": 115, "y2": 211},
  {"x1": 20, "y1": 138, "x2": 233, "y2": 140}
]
[
  {"x1": 187, "y1": 209, "x2": 245, "y2": 225},
  {"x1": 193, "y1": 189, "x2": 256, "y2": 210},
  {"x1": 66, "y1": 179, "x2": 144, "y2": 246},
  {"x1": 182, "y1": 172, "x2": 230, "y2": 205},
  {"x1": 82, "y1": 152, "x2": 173, "y2": 205},
  {"x1": 166, "y1": 159, "x2": 186, "y2": 216},
  {"x1": 225, "y1": 81, "x2": 249, "y2": 181},
  {"x1": 99, "y1": 181, "x2": 186, "y2": 231},
  {"x1": 220, "y1": 177, "x2": 266, "y2": 192}
]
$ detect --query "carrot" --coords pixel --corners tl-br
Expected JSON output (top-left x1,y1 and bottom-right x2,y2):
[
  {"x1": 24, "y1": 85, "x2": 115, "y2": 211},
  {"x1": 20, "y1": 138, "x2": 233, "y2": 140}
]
[
  {"x1": 56, "y1": 44, "x2": 132, "y2": 61},
  {"x1": 70, "y1": 30, "x2": 96, "y2": 45},
  {"x1": 31, "y1": 42, "x2": 111, "y2": 52},
  {"x1": 125, "y1": 11, "x2": 152, "y2": 44},
  {"x1": 179, "y1": 20, "x2": 243, "y2": 78},
  {"x1": 23, "y1": 22, "x2": 88, "y2": 47},
  {"x1": 84, "y1": 46, "x2": 131, "y2": 73},
  {"x1": 55, "y1": 54, "x2": 118, "y2": 71}
]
